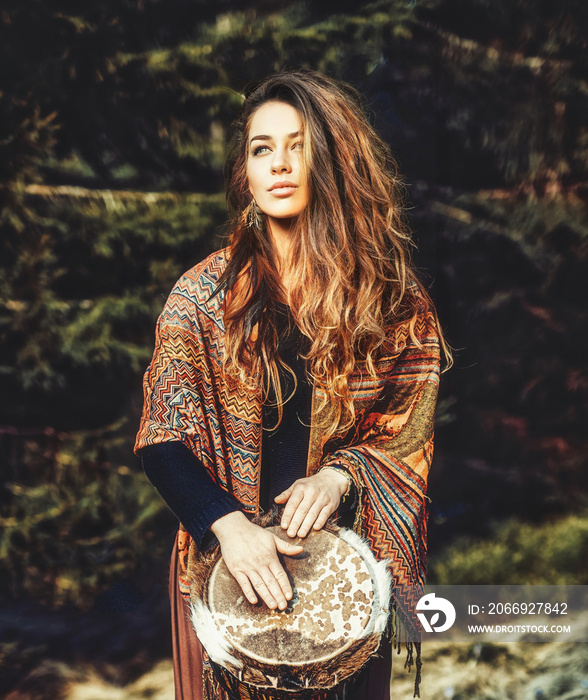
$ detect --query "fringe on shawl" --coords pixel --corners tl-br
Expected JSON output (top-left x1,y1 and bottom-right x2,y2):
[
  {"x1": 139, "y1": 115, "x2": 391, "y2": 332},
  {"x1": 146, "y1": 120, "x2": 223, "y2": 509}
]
[
  {"x1": 385, "y1": 605, "x2": 422, "y2": 699},
  {"x1": 351, "y1": 473, "x2": 423, "y2": 698}
]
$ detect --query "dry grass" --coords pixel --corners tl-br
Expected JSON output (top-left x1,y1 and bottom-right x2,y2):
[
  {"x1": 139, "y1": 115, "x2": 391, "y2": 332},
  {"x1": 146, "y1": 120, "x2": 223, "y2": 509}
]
[
  {"x1": 7, "y1": 617, "x2": 588, "y2": 700},
  {"x1": 392, "y1": 636, "x2": 588, "y2": 699},
  {"x1": 64, "y1": 661, "x2": 174, "y2": 700}
]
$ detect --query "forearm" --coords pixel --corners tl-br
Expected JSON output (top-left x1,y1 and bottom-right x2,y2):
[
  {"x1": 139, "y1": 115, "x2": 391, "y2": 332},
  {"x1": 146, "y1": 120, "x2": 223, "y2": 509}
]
[{"x1": 140, "y1": 441, "x2": 242, "y2": 547}]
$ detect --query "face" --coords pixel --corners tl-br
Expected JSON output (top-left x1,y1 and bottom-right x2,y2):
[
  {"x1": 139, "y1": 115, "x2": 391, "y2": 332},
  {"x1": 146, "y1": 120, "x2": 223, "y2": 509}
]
[{"x1": 246, "y1": 101, "x2": 310, "y2": 228}]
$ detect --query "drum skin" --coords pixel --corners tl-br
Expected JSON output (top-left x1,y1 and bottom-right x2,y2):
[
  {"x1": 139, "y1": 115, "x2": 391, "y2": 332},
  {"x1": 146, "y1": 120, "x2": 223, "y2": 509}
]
[
  {"x1": 190, "y1": 525, "x2": 391, "y2": 698},
  {"x1": 209, "y1": 527, "x2": 374, "y2": 665}
]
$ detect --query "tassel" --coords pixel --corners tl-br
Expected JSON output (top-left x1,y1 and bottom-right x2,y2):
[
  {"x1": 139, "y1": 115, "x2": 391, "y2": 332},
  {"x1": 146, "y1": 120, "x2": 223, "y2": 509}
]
[
  {"x1": 413, "y1": 642, "x2": 422, "y2": 698},
  {"x1": 385, "y1": 603, "x2": 423, "y2": 697},
  {"x1": 202, "y1": 665, "x2": 216, "y2": 700},
  {"x1": 404, "y1": 641, "x2": 414, "y2": 672}
]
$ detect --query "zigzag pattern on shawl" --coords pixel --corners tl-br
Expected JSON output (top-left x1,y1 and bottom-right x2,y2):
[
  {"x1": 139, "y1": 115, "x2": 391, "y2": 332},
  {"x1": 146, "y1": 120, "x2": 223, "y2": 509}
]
[
  {"x1": 323, "y1": 445, "x2": 427, "y2": 639},
  {"x1": 136, "y1": 250, "x2": 263, "y2": 510}
]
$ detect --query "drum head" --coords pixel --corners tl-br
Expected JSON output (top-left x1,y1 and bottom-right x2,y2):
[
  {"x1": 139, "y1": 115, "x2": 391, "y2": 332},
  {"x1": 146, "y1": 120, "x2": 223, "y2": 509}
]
[{"x1": 207, "y1": 527, "x2": 375, "y2": 667}]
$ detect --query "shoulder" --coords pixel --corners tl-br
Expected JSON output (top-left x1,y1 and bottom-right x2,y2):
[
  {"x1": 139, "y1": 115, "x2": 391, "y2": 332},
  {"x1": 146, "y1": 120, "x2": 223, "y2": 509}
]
[
  {"x1": 382, "y1": 290, "x2": 440, "y2": 355},
  {"x1": 159, "y1": 249, "x2": 229, "y2": 330},
  {"x1": 165, "y1": 248, "x2": 229, "y2": 312},
  {"x1": 172, "y1": 248, "x2": 229, "y2": 303}
]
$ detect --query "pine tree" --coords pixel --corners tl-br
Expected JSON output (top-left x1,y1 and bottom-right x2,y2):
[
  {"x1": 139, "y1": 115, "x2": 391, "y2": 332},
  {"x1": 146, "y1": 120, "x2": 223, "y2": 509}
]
[{"x1": 1, "y1": 0, "x2": 587, "y2": 618}]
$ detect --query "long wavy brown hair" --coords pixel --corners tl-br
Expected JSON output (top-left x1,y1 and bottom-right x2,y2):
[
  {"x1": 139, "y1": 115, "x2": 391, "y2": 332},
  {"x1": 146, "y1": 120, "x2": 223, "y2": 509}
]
[{"x1": 218, "y1": 69, "x2": 448, "y2": 437}]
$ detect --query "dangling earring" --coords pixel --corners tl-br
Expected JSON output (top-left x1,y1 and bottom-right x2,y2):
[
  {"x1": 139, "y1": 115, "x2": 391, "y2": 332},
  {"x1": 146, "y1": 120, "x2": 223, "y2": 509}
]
[{"x1": 245, "y1": 199, "x2": 263, "y2": 229}]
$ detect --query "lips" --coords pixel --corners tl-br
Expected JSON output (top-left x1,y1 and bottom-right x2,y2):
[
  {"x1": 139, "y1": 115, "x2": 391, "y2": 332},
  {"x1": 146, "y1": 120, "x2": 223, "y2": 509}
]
[{"x1": 268, "y1": 180, "x2": 298, "y2": 196}]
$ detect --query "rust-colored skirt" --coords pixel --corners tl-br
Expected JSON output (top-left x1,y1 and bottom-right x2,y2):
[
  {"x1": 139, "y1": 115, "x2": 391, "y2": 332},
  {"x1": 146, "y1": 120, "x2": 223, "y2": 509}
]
[{"x1": 169, "y1": 532, "x2": 392, "y2": 700}]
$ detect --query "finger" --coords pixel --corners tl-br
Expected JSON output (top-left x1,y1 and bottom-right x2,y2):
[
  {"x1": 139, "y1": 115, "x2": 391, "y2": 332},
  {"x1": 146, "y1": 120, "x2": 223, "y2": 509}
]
[
  {"x1": 280, "y1": 488, "x2": 305, "y2": 530},
  {"x1": 262, "y1": 565, "x2": 289, "y2": 610},
  {"x1": 274, "y1": 485, "x2": 293, "y2": 504},
  {"x1": 248, "y1": 573, "x2": 278, "y2": 610},
  {"x1": 286, "y1": 493, "x2": 316, "y2": 537},
  {"x1": 311, "y1": 504, "x2": 334, "y2": 532},
  {"x1": 234, "y1": 573, "x2": 258, "y2": 605},
  {"x1": 274, "y1": 536, "x2": 304, "y2": 556},
  {"x1": 269, "y1": 560, "x2": 294, "y2": 605},
  {"x1": 296, "y1": 502, "x2": 327, "y2": 538}
]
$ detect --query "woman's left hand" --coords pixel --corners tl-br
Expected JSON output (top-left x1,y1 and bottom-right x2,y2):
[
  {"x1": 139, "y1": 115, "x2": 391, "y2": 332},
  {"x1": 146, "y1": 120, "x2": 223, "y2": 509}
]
[{"x1": 274, "y1": 469, "x2": 350, "y2": 538}]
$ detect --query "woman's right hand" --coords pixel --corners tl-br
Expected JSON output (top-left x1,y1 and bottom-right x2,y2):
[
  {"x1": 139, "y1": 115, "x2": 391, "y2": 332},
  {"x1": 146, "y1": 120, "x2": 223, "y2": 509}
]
[{"x1": 210, "y1": 511, "x2": 303, "y2": 610}]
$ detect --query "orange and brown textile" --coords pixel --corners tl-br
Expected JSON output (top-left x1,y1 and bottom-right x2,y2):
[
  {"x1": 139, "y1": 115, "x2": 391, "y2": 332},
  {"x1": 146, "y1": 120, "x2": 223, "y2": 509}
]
[{"x1": 135, "y1": 249, "x2": 440, "y2": 692}]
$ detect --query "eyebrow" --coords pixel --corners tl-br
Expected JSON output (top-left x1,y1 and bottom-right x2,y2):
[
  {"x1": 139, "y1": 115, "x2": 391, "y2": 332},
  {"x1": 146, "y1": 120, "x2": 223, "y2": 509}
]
[{"x1": 249, "y1": 130, "x2": 302, "y2": 145}]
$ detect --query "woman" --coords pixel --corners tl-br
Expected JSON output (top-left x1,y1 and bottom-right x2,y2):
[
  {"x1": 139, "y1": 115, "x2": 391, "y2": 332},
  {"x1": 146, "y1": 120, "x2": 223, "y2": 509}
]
[{"x1": 135, "y1": 69, "x2": 447, "y2": 699}]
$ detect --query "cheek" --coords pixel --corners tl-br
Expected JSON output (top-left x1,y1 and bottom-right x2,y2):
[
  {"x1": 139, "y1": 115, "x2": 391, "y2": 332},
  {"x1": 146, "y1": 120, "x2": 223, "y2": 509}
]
[{"x1": 246, "y1": 163, "x2": 258, "y2": 197}]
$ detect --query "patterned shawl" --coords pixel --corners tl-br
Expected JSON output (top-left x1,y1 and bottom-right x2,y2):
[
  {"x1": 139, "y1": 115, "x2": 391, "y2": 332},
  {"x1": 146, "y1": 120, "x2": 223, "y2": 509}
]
[{"x1": 135, "y1": 249, "x2": 440, "y2": 693}]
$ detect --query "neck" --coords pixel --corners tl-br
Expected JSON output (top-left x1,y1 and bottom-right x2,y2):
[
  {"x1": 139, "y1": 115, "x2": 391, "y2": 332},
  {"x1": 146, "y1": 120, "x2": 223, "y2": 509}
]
[{"x1": 267, "y1": 217, "x2": 296, "y2": 293}]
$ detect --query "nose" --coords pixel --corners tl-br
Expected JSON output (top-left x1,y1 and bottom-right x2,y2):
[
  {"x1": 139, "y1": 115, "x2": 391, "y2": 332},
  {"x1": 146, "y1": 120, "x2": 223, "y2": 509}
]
[{"x1": 271, "y1": 146, "x2": 292, "y2": 174}]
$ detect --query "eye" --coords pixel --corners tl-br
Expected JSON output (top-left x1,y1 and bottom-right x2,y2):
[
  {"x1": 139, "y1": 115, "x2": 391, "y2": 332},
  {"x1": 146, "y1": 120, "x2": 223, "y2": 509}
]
[
  {"x1": 292, "y1": 141, "x2": 304, "y2": 151},
  {"x1": 252, "y1": 145, "x2": 270, "y2": 156}
]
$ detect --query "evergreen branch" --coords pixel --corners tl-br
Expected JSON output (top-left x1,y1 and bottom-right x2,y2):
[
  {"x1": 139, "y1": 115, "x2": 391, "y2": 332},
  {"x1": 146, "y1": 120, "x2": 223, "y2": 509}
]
[
  {"x1": 420, "y1": 21, "x2": 574, "y2": 72},
  {"x1": 429, "y1": 201, "x2": 473, "y2": 224},
  {"x1": 23, "y1": 184, "x2": 214, "y2": 204}
]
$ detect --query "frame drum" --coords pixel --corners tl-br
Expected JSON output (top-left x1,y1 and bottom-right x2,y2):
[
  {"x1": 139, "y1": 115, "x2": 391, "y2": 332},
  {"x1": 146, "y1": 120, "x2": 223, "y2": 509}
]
[{"x1": 190, "y1": 526, "x2": 392, "y2": 699}]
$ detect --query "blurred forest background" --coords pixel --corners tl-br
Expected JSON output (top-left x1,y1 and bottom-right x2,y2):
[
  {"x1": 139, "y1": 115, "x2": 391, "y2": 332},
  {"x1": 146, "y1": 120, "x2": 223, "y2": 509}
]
[{"x1": 1, "y1": 0, "x2": 587, "y2": 698}]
